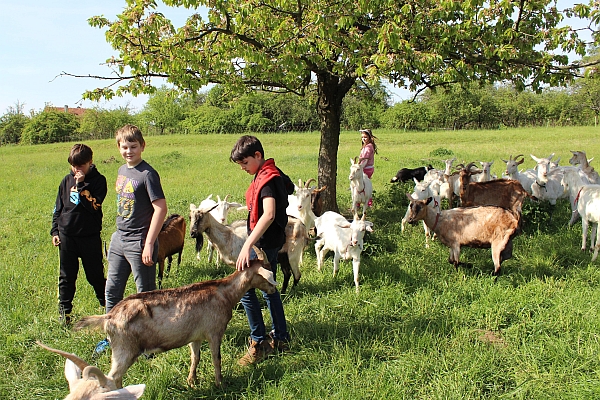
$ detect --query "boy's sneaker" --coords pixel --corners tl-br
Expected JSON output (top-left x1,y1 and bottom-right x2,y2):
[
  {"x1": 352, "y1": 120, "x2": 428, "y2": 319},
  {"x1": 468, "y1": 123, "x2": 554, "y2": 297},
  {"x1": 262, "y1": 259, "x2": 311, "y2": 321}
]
[
  {"x1": 238, "y1": 337, "x2": 273, "y2": 366},
  {"x1": 268, "y1": 331, "x2": 290, "y2": 353},
  {"x1": 59, "y1": 311, "x2": 71, "y2": 326},
  {"x1": 94, "y1": 338, "x2": 110, "y2": 355}
]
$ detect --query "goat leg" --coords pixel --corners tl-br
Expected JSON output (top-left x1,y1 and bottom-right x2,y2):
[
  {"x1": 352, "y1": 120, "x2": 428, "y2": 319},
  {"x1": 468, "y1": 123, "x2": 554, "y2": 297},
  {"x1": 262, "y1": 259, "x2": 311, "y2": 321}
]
[
  {"x1": 188, "y1": 341, "x2": 201, "y2": 387},
  {"x1": 277, "y1": 253, "x2": 292, "y2": 294}
]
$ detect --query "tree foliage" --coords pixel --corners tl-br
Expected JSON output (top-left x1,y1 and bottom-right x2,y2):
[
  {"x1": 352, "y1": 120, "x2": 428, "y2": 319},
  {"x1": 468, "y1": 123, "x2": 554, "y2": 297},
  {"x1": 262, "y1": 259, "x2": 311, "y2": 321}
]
[
  {"x1": 78, "y1": 106, "x2": 135, "y2": 139},
  {"x1": 0, "y1": 102, "x2": 29, "y2": 145},
  {"x1": 20, "y1": 110, "x2": 79, "y2": 145},
  {"x1": 72, "y1": 0, "x2": 598, "y2": 210}
]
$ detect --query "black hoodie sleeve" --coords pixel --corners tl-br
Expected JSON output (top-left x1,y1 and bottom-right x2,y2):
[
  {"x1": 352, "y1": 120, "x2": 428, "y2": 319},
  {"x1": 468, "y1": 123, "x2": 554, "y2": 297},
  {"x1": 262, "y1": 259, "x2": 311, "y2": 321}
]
[{"x1": 50, "y1": 177, "x2": 67, "y2": 237}]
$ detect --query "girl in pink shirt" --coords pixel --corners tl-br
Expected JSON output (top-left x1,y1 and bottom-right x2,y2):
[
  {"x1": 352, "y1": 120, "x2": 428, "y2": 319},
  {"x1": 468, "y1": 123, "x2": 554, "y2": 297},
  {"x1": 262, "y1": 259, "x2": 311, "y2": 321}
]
[{"x1": 359, "y1": 129, "x2": 377, "y2": 179}]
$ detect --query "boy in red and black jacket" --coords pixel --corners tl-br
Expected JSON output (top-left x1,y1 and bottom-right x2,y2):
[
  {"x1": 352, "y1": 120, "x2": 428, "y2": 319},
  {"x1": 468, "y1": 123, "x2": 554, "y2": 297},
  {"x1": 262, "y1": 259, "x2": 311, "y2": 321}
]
[
  {"x1": 51, "y1": 144, "x2": 107, "y2": 325},
  {"x1": 230, "y1": 135, "x2": 291, "y2": 365}
]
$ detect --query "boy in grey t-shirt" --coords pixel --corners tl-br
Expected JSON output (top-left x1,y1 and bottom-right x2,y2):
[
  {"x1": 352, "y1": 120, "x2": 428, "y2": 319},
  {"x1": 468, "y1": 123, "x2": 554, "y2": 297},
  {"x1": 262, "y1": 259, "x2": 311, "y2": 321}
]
[{"x1": 95, "y1": 124, "x2": 167, "y2": 354}]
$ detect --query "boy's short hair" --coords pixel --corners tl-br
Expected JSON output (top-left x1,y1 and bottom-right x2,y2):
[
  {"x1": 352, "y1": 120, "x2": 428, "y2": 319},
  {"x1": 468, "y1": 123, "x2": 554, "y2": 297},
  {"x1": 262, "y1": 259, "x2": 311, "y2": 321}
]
[
  {"x1": 68, "y1": 144, "x2": 93, "y2": 166},
  {"x1": 115, "y1": 124, "x2": 145, "y2": 147},
  {"x1": 230, "y1": 135, "x2": 264, "y2": 162}
]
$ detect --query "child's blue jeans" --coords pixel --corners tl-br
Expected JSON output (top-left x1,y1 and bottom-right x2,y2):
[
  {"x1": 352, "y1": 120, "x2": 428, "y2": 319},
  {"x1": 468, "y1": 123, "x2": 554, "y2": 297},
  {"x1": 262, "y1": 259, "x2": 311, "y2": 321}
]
[{"x1": 240, "y1": 246, "x2": 290, "y2": 343}]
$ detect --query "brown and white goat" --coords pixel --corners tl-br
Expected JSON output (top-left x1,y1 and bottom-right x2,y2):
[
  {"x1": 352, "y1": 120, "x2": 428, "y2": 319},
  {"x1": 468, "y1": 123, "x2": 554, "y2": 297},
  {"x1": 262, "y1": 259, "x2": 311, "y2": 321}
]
[
  {"x1": 189, "y1": 203, "x2": 308, "y2": 294},
  {"x1": 157, "y1": 214, "x2": 186, "y2": 288},
  {"x1": 36, "y1": 341, "x2": 145, "y2": 399},
  {"x1": 458, "y1": 163, "x2": 534, "y2": 216},
  {"x1": 405, "y1": 195, "x2": 520, "y2": 275},
  {"x1": 74, "y1": 250, "x2": 277, "y2": 389}
]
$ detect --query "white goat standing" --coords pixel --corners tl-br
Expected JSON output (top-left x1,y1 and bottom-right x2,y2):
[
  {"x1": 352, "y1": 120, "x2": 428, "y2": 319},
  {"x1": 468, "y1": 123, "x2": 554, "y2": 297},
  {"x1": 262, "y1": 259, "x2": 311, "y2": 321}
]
[
  {"x1": 561, "y1": 168, "x2": 600, "y2": 259},
  {"x1": 314, "y1": 211, "x2": 373, "y2": 292},
  {"x1": 197, "y1": 194, "x2": 243, "y2": 265},
  {"x1": 286, "y1": 178, "x2": 326, "y2": 231},
  {"x1": 501, "y1": 154, "x2": 536, "y2": 194},
  {"x1": 349, "y1": 157, "x2": 373, "y2": 217},
  {"x1": 37, "y1": 342, "x2": 145, "y2": 399},
  {"x1": 530, "y1": 153, "x2": 567, "y2": 206}
]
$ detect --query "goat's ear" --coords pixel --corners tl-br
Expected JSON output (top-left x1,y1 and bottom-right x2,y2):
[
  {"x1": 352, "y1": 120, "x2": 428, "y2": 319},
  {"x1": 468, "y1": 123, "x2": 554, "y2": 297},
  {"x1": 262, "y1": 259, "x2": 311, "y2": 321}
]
[
  {"x1": 258, "y1": 267, "x2": 279, "y2": 286},
  {"x1": 229, "y1": 202, "x2": 243, "y2": 208},
  {"x1": 237, "y1": 205, "x2": 248, "y2": 212},
  {"x1": 190, "y1": 203, "x2": 197, "y2": 211},
  {"x1": 501, "y1": 159, "x2": 508, "y2": 163},
  {"x1": 64, "y1": 359, "x2": 82, "y2": 392},
  {"x1": 413, "y1": 177, "x2": 419, "y2": 185},
  {"x1": 530, "y1": 154, "x2": 541, "y2": 163},
  {"x1": 94, "y1": 384, "x2": 146, "y2": 399}
]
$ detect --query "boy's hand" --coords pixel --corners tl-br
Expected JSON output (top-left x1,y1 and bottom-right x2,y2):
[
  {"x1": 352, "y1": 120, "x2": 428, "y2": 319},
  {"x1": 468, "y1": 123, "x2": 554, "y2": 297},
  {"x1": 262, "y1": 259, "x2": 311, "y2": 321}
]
[
  {"x1": 74, "y1": 171, "x2": 85, "y2": 184},
  {"x1": 142, "y1": 245, "x2": 154, "y2": 266},
  {"x1": 52, "y1": 235, "x2": 61, "y2": 246},
  {"x1": 236, "y1": 245, "x2": 252, "y2": 271}
]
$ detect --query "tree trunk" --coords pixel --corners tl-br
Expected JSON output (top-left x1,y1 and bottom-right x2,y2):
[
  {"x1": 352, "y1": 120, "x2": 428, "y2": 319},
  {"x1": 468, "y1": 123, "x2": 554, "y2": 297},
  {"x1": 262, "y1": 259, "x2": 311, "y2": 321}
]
[{"x1": 315, "y1": 72, "x2": 355, "y2": 213}]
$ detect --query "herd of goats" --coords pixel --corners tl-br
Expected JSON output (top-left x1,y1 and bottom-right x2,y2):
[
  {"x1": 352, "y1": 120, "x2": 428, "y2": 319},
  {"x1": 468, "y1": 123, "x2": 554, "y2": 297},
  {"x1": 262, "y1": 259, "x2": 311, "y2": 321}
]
[{"x1": 37, "y1": 150, "x2": 600, "y2": 399}]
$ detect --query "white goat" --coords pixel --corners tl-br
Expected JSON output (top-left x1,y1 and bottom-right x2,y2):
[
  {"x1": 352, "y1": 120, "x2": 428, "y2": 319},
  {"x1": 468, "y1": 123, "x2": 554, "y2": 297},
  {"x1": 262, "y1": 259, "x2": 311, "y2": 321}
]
[
  {"x1": 37, "y1": 342, "x2": 145, "y2": 399},
  {"x1": 197, "y1": 194, "x2": 243, "y2": 264},
  {"x1": 471, "y1": 160, "x2": 494, "y2": 182},
  {"x1": 314, "y1": 211, "x2": 374, "y2": 292},
  {"x1": 349, "y1": 157, "x2": 373, "y2": 217},
  {"x1": 189, "y1": 203, "x2": 307, "y2": 294},
  {"x1": 75, "y1": 253, "x2": 277, "y2": 389},
  {"x1": 286, "y1": 178, "x2": 326, "y2": 231},
  {"x1": 501, "y1": 154, "x2": 536, "y2": 194},
  {"x1": 569, "y1": 150, "x2": 600, "y2": 184},
  {"x1": 561, "y1": 168, "x2": 600, "y2": 259},
  {"x1": 401, "y1": 177, "x2": 442, "y2": 248},
  {"x1": 530, "y1": 153, "x2": 567, "y2": 205},
  {"x1": 405, "y1": 195, "x2": 520, "y2": 275}
]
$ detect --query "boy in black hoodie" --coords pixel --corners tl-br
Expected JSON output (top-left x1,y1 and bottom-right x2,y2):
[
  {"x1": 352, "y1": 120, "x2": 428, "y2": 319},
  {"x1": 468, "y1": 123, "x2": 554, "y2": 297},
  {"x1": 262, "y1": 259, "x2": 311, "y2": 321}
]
[{"x1": 51, "y1": 144, "x2": 107, "y2": 325}]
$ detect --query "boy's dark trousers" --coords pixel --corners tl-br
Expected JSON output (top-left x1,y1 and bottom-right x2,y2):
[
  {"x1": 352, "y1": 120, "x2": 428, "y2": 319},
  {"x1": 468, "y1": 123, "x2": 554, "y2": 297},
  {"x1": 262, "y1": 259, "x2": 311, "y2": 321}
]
[{"x1": 58, "y1": 233, "x2": 106, "y2": 315}]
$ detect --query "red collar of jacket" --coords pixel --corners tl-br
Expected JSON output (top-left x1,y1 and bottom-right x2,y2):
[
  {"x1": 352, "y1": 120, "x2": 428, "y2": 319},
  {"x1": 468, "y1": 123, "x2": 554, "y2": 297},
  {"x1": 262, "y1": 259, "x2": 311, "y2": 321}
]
[{"x1": 245, "y1": 158, "x2": 280, "y2": 230}]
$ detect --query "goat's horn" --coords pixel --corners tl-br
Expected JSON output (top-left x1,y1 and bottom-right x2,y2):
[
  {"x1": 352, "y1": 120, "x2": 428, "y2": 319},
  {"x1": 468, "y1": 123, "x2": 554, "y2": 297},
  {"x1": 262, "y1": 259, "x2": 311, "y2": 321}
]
[
  {"x1": 304, "y1": 178, "x2": 315, "y2": 188},
  {"x1": 297, "y1": 179, "x2": 303, "y2": 188},
  {"x1": 36, "y1": 341, "x2": 90, "y2": 372},
  {"x1": 313, "y1": 185, "x2": 327, "y2": 193},
  {"x1": 361, "y1": 213, "x2": 366, "y2": 221},
  {"x1": 224, "y1": 194, "x2": 230, "y2": 202},
  {"x1": 82, "y1": 366, "x2": 109, "y2": 387}
]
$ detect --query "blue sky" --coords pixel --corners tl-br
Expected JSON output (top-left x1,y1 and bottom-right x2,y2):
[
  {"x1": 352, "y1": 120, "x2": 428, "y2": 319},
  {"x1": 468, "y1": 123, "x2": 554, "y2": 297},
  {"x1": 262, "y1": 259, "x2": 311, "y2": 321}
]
[{"x1": 0, "y1": 1, "x2": 589, "y2": 115}]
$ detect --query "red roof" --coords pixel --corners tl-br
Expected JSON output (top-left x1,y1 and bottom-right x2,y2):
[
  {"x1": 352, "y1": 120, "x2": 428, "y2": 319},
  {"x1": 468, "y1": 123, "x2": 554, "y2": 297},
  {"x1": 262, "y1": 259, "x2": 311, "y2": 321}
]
[{"x1": 46, "y1": 106, "x2": 87, "y2": 116}]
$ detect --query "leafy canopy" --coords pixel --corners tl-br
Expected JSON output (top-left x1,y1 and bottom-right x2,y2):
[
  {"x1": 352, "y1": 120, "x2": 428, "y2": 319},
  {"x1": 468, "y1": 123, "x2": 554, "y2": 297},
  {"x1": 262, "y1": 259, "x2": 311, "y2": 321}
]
[{"x1": 81, "y1": 0, "x2": 598, "y2": 101}]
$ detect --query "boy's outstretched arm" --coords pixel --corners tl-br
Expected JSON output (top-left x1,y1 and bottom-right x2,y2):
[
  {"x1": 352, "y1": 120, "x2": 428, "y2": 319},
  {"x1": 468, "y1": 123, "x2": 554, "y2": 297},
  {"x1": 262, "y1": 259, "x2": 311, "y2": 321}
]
[
  {"x1": 236, "y1": 196, "x2": 275, "y2": 271},
  {"x1": 142, "y1": 198, "x2": 168, "y2": 266}
]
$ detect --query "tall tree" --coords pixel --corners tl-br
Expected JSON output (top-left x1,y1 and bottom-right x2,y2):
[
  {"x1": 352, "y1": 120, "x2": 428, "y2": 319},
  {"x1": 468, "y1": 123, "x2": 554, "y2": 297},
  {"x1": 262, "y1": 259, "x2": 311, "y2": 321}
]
[{"x1": 72, "y1": 0, "x2": 597, "y2": 211}]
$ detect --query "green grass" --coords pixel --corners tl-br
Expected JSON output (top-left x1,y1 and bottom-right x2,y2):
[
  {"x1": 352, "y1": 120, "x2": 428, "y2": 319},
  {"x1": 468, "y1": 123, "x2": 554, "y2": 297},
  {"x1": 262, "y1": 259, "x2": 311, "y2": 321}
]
[{"x1": 2, "y1": 127, "x2": 600, "y2": 399}]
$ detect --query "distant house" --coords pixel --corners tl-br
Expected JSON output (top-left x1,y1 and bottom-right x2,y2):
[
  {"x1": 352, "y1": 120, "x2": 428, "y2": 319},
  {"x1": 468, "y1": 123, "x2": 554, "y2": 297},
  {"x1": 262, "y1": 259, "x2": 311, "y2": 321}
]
[{"x1": 45, "y1": 105, "x2": 87, "y2": 116}]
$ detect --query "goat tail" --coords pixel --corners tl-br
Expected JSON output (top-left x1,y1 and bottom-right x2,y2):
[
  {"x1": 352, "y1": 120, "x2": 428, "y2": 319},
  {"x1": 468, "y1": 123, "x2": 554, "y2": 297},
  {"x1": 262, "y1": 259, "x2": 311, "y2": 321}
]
[{"x1": 74, "y1": 315, "x2": 107, "y2": 332}]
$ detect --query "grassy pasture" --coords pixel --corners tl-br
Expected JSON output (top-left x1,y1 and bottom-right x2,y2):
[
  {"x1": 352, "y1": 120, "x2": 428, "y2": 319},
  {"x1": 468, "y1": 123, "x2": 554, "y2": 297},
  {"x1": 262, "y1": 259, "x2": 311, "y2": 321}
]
[{"x1": 2, "y1": 127, "x2": 600, "y2": 399}]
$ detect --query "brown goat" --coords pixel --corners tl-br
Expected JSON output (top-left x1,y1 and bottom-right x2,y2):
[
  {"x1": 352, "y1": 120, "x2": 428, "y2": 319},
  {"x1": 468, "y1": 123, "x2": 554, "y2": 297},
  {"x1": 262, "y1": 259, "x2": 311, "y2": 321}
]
[
  {"x1": 458, "y1": 163, "x2": 534, "y2": 216},
  {"x1": 405, "y1": 195, "x2": 520, "y2": 275},
  {"x1": 157, "y1": 214, "x2": 186, "y2": 288},
  {"x1": 74, "y1": 249, "x2": 277, "y2": 389}
]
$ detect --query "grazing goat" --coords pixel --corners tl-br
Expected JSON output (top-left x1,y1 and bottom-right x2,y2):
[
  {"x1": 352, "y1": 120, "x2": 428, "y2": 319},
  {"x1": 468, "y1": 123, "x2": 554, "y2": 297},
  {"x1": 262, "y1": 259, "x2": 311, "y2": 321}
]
[
  {"x1": 314, "y1": 211, "x2": 373, "y2": 292},
  {"x1": 37, "y1": 341, "x2": 145, "y2": 399},
  {"x1": 157, "y1": 214, "x2": 186, "y2": 288},
  {"x1": 561, "y1": 168, "x2": 600, "y2": 259},
  {"x1": 189, "y1": 203, "x2": 307, "y2": 293},
  {"x1": 74, "y1": 251, "x2": 277, "y2": 389},
  {"x1": 286, "y1": 178, "x2": 326, "y2": 230},
  {"x1": 458, "y1": 163, "x2": 533, "y2": 216},
  {"x1": 501, "y1": 154, "x2": 536, "y2": 194},
  {"x1": 569, "y1": 150, "x2": 600, "y2": 184},
  {"x1": 197, "y1": 195, "x2": 244, "y2": 264},
  {"x1": 349, "y1": 157, "x2": 373, "y2": 216},
  {"x1": 405, "y1": 195, "x2": 520, "y2": 275},
  {"x1": 390, "y1": 164, "x2": 434, "y2": 183}
]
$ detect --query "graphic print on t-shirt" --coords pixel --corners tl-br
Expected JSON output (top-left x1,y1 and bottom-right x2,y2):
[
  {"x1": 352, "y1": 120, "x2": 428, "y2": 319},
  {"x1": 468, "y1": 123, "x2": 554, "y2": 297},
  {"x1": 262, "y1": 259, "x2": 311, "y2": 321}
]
[
  {"x1": 69, "y1": 186, "x2": 80, "y2": 205},
  {"x1": 116, "y1": 174, "x2": 139, "y2": 219}
]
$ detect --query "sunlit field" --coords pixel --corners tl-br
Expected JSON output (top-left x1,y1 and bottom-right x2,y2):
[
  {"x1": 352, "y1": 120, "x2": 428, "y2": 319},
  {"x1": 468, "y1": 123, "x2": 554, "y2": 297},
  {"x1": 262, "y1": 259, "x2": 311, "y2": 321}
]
[{"x1": 2, "y1": 126, "x2": 600, "y2": 399}]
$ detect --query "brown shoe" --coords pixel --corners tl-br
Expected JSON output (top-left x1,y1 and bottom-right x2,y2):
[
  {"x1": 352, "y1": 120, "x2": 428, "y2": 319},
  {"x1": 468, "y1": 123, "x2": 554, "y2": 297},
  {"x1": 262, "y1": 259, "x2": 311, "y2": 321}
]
[
  {"x1": 238, "y1": 337, "x2": 273, "y2": 366},
  {"x1": 268, "y1": 331, "x2": 290, "y2": 353}
]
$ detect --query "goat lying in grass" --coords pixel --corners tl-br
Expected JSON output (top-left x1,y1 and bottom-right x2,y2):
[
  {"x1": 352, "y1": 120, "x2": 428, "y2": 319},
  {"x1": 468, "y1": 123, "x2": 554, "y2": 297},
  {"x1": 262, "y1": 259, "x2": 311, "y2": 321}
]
[
  {"x1": 74, "y1": 248, "x2": 278, "y2": 389},
  {"x1": 36, "y1": 341, "x2": 145, "y2": 399},
  {"x1": 157, "y1": 214, "x2": 186, "y2": 288},
  {"x1": 405, "y1": 194, "x2": 520, "y2": 275}
]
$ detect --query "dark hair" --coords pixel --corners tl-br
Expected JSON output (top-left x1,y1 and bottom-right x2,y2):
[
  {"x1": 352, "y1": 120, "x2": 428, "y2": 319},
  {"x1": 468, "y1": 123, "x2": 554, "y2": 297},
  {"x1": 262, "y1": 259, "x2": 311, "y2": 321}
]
[
  {"x1": 230, "y1": 135, "x2": 264, "y2": 162},
  {"x1": 67, "y1": 144, "x2": 93, "y2": 166},
  {"x1": 360, "y1": 128, "x2": 378, "y2": 154}
]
